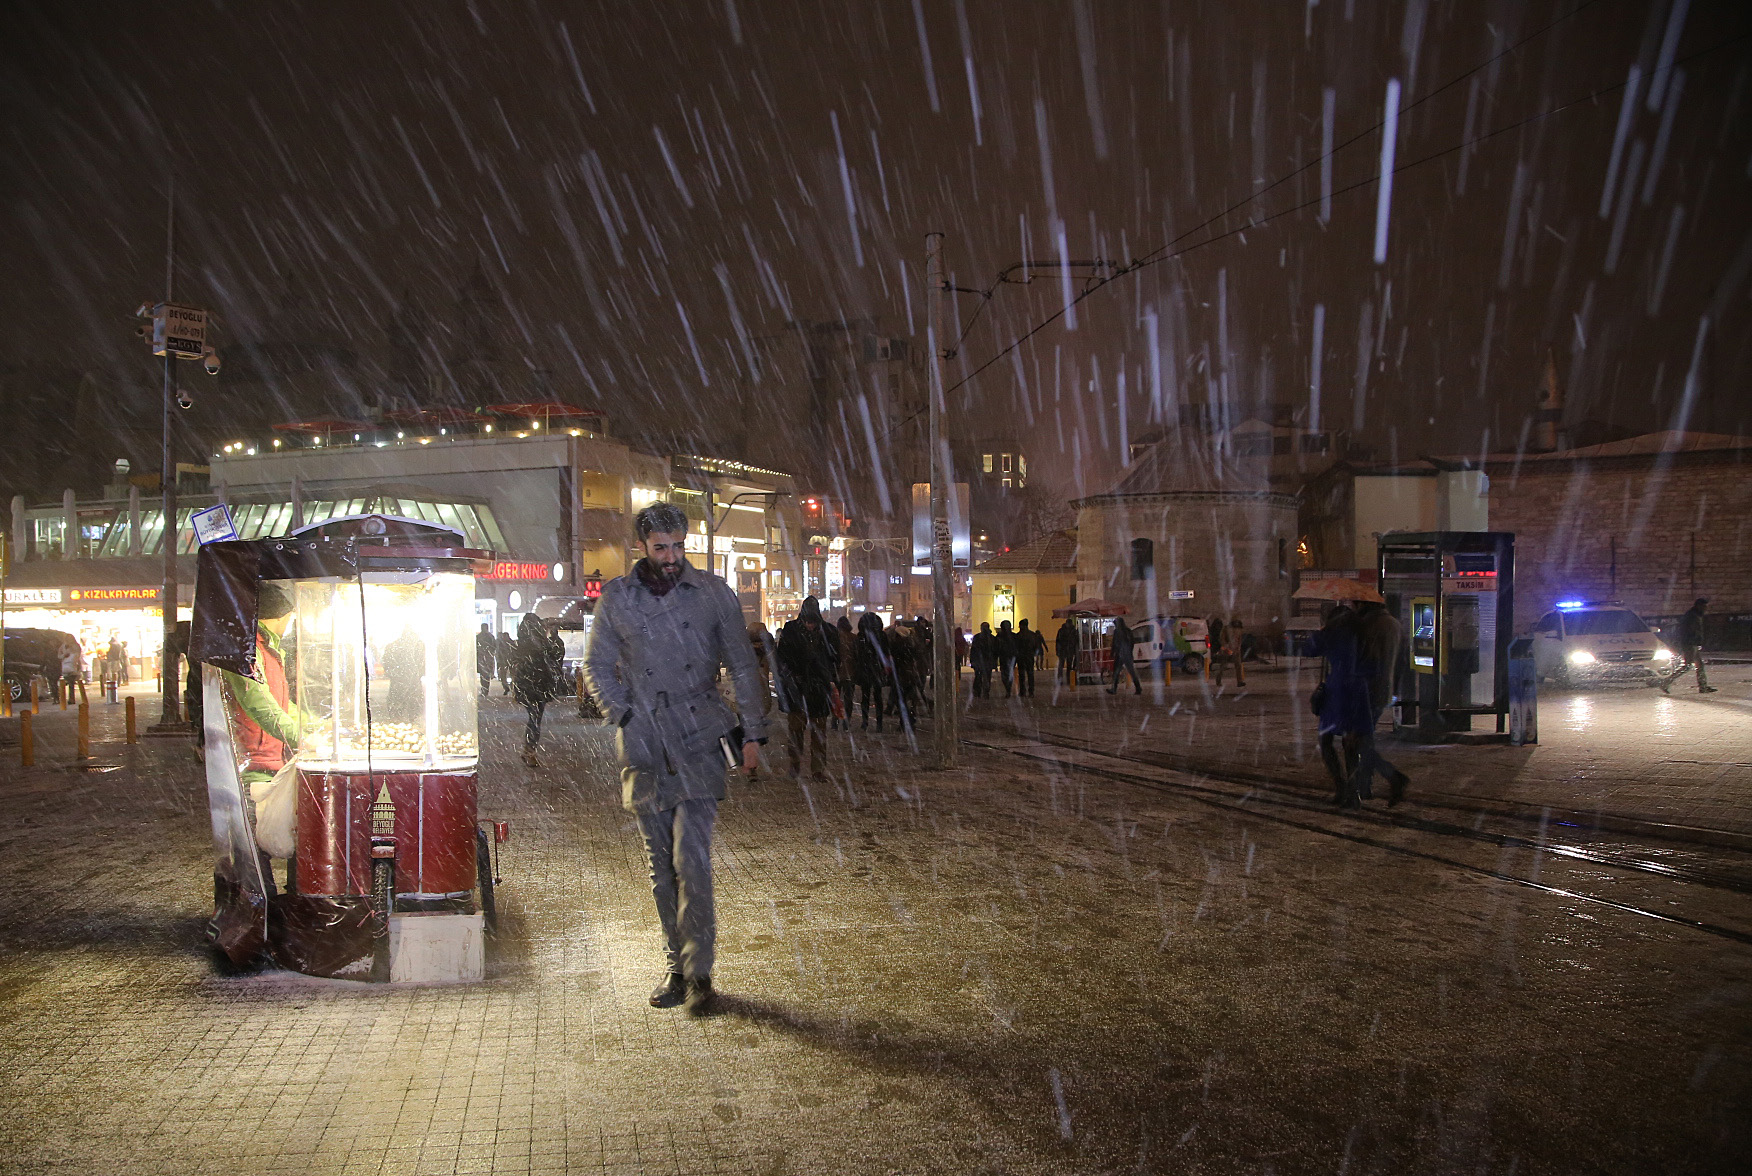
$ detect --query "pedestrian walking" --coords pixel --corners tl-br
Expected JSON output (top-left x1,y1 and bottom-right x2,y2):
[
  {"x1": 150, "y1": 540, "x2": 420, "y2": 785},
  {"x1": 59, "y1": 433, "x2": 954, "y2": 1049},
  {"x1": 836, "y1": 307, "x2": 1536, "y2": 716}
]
[
  {"x1": 476, "y1": 623, "x2": 496, "y2": 697},
  {"x1": 953, "y1": 626, "x2": 966, "y2": 674},
  {"x1": 1055, "y1": 617, "x2": 1080, "y2": 686},
  {"x1": 1015, "y1": 619, "x2": 1041, "y2": 697},
  {"x1": 1307, "y1": 605, "x2": 1375, "y2": 808},
  {"x1": 58, "y1": 641, "x2": 87, "y2": 705},
  {"x1": 995, "y1": 620, "x2": 1018, "y2": 697},
  {"x1": 1660, "y1": 597, "x2": 1717, "y2": 694},
  {"x1": 583, "y1": 502, "x2": 767, "y2": 1016},
  {"x1": 1213, "y1": 617, "x2": 1247, "y2": 686},
  {"x1": 747, "y1": 621, "x2": 776, "y2": 714},
  {"x1": 1107, "y1": 618, "x2": 1141, "y2": 694},
  {"x1": 970, "y1": 622, "x2": 996, "y2": 699},
  {"x1": 852, "y1": 613, "x2": 891, "y2": 731},
  {"x1": 513, "y1": 613, "x2": 560, "y2": 767},
  {"x1": 776, "y1": 595, "x2": 839, "y2": 778},
  {"x1": 105, "y1": 636, "x2": 125, "y2": 688},
  {"x1": 496, "y1": 629, "x2": 517, "y2": 696},
  {"x1": 831, "y1": 615, "x2": 856, "y2": 731},
  {"x1": 1353, "y1": 600, "x2": 1410, "y2": 805}
]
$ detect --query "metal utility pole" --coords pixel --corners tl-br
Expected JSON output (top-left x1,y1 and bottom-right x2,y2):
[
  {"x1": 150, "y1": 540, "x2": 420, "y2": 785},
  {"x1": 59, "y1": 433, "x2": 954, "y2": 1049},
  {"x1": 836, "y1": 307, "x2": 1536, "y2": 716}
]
[
  {"x1": 152, "y1": 180, "x2": 184, "y2": 732},
  {"x1": 926, "y1": 233, "x2": 956, "y2": 769}
]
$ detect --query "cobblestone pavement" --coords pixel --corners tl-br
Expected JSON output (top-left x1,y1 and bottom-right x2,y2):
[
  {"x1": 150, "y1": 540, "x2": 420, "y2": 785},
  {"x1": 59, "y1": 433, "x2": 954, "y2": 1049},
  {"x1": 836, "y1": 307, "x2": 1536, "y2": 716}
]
[
  {"x1": 970, "y1": 659, "x2": 1752, "y2": 844},
  {"x1": 0, "y1": 682, "x2": 1748, "y2": 1174}
]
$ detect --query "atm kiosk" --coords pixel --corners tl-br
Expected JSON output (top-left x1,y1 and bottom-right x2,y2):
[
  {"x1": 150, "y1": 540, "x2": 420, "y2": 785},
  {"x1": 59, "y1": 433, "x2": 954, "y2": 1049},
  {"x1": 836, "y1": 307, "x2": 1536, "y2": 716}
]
[{"x1": 1376, "y1": 531, "x2": 1515, "y2": 738}]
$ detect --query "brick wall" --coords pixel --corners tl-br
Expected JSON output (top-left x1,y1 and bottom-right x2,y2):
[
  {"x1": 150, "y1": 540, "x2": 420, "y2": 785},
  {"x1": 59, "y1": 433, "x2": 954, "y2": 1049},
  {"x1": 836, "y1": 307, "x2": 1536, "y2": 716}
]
[
  {"x1": 1074, "y1": 492, "x2": 1299, "y2": 632},
  {"x1": 1486, "y1": 451, "x2": 1752, "y2": 626}
]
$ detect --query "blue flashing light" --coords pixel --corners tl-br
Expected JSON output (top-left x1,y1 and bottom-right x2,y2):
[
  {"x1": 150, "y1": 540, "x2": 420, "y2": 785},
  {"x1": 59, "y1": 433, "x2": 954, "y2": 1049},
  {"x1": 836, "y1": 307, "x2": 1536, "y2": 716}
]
[{"x1": 1556, "y1": 600, "x2": 1586, "y2": 610}]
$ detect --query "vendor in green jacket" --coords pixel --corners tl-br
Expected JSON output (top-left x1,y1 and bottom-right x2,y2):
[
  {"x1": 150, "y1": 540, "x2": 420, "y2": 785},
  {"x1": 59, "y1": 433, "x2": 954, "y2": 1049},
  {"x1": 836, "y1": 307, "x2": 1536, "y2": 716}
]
[{"x1": 222, "y1": 582, "x2": 307, "y2": 784}]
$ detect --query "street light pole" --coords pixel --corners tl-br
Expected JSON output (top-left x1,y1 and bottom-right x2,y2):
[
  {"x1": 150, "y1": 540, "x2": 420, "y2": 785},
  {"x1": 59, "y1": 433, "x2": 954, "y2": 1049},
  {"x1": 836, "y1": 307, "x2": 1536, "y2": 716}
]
[
  {"x1": 153, "y1": 179, "x2": 184, "y2": 732},
  {"x1": 926, "y1": 233, "x2": 956, "y2": 770}
]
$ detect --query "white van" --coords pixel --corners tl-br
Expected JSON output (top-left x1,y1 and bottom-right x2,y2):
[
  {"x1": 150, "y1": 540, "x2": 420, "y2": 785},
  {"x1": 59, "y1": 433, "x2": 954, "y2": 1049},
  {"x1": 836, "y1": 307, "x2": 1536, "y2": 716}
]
[{"x1": 1128, "y1": 616, "x2": 1211, "y2": 675}]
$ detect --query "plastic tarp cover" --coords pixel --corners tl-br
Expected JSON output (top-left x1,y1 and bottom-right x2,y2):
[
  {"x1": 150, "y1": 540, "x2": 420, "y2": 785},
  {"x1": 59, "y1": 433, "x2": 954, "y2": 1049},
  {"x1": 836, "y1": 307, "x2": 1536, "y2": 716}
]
[
  {"x1": 204, "y1": 665, "x2": 271, "y2": 964},
  {"x1": 189, "y1": 539, "x2": 358, "y2": 675}
]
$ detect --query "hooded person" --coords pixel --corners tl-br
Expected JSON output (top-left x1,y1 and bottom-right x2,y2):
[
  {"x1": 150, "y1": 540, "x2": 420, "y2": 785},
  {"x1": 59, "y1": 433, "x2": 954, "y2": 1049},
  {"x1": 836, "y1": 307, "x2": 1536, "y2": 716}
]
[
  {"x1": 776, "y1": 595, "x2": 839, "y2": 776},
  {"x1": 584, "y1": 503, "x2": 767, "y2": 1015}
]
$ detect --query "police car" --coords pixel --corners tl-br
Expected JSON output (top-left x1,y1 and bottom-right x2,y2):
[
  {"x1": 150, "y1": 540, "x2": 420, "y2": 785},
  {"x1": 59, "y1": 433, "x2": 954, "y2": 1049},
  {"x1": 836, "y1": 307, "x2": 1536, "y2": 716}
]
[{"x1": 1531, "y1": 600, "x2": 1673, "y2": 686}]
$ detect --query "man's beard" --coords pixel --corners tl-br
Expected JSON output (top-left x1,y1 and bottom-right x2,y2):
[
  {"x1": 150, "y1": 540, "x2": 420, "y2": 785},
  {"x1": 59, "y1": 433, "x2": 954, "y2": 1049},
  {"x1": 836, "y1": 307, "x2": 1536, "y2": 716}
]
[{"x1": 655, "y1": 558, "x2": 682, "y2": 579}]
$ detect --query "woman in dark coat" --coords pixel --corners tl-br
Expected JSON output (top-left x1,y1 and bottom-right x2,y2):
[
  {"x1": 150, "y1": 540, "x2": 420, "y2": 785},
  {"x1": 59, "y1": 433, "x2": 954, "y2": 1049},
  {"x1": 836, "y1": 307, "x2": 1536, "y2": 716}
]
[
  {"x1": 514, "y1": 612, "x2": 561, "y2": 766},
  {"x1": 851, "y1": 613, "x2": 891, "y2": 732},
  {"x1": 1306, "y1": 605, "x2": 1374, "y2": 808},
  {"x1": 832, "y1": 615, "x2": 857, "y2": 731}
]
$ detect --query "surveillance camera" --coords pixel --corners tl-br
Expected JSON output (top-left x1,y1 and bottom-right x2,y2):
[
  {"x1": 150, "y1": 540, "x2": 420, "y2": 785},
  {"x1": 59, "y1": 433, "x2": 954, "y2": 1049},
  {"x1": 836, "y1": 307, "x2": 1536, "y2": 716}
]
[
  {"x1": 176, "y1": 391, "x2": 194, "y2": 410},
  {"x1": 135, "y1": 303, "x2": 154, "y2": 318},
  {"x1": 135, "y1": 324, "x2": 148, "y2": 338},
  {"x1": 202, "y1": 350, "x2": 222, "y2": 376}
]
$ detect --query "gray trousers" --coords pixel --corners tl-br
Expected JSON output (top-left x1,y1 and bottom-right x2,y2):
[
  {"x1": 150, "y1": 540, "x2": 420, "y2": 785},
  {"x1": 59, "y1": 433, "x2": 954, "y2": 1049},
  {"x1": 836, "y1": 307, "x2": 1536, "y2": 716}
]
[{"x1": 635, "y1": 798, "x2": 718, "y2": 979}]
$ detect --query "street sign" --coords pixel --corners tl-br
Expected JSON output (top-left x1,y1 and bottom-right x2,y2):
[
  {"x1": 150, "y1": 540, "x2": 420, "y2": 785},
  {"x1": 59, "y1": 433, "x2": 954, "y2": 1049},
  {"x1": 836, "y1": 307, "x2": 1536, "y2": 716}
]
[
  {"x1": 911, "y1": 482, "x2": 970, "y2": 568},
  {"x1": 1168, "y1": 589, "x2": 1196, "y2": 600},
  {"x1": 191, "y1": 503, "x2": 237, "y2": 545},
  {"x1": 152, "y1": 303, "x2": 207, "y2": 359}
]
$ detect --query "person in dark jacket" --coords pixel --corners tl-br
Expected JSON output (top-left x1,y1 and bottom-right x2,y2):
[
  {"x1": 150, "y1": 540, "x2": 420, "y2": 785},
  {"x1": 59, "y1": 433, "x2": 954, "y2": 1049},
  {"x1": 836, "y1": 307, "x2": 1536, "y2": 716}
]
[
  {"x1": 777, "y1": 596, "x2": 838, "y2": 778},
  {"x1": 1353, "y1": 601, "x2": 1410, "y2": 805},
  {"x1": 831, "y1": 615, "x2": 857, "y2": 731},
  {"x1": 994, "y1": 620, "x2": 1018, "y2": 698},
  {"x1": 852, "y1": 613, "x2": 891, "y2": 732},
  {"x1": 476, "y1": 623, "x2": 496, "y2": 697},
  {"x1": 496, "y1": 629, "x2": 517, "y2": 696},
  {"x1": 1015, "y1": 619, "x2": 1042, "y2": 698},
  {"x1": 969, "y1": 622, "x2": 996, "y2": 699},
  {"x1": 514, "y1": 613, "x2": 561, "y2": 766},
  {"x1": 1055, "y1": 618, "x2": 1080, "y2": 686},
  {"x1": 1661, "y1": 597, "x2": 1716, "y2": 694},
  {"x1": 1307, "y1": 605, "x2": 1375, "y2": 808},
  {"x1": 1107, "y1": 618, "x2": 1141, "y2": 694}
]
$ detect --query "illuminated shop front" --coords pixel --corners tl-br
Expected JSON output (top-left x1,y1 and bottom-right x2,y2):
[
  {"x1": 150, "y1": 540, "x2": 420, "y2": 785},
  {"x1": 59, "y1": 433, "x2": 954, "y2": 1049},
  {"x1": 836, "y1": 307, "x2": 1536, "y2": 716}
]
[{"x1": 2, "y1": 585, "x2": 191, "y2": 680}]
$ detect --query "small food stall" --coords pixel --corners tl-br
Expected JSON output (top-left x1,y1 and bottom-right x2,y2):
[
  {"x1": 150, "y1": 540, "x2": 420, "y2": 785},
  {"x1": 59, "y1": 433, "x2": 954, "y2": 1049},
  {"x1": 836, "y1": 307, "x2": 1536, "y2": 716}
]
[
  {"x1": 191, "y1": 514, "x2": 503, "y2": 982},
  {"x1": 1052, "y1": 598, "x2": 1128, "y2": 683}
]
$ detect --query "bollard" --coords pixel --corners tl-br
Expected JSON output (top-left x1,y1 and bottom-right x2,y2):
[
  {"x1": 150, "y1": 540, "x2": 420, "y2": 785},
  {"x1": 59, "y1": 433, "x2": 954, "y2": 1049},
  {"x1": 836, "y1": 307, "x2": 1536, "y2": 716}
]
[
  {"x1": 77, "y1": 701, "x2": 89, "y2": 760},
  {"x1": 59, "y1": 679, "x2": 67, "y2": 710},
  {"x1": 125, "y1": 695, "x2": 137, "y2": 744},
  {"x1": 30, "y1": 677, "x2": 39, "y2": 714},
  {"x1": 19, "y1": 710, "x2": 32, "y2": 767}
]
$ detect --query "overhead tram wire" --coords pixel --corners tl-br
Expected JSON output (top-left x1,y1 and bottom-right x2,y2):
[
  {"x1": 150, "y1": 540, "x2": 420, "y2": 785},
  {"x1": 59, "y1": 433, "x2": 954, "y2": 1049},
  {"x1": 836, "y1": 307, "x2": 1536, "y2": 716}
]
[
  {"x1": 1125, "y1": 0, "x2": 1613, "y2": 274},
  {"x1": 936, "y1": 25, "x2": 1752, "y2": 405},
  {"x1": 882, "y1": 0, "x2": 1614, "y2": 441}
]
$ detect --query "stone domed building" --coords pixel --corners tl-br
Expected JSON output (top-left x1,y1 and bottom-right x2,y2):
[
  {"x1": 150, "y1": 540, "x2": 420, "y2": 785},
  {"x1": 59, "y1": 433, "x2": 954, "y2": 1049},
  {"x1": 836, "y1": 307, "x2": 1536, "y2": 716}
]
[{"x1": 1073, "y1": 434, "x2": 1299, "y2": 634}]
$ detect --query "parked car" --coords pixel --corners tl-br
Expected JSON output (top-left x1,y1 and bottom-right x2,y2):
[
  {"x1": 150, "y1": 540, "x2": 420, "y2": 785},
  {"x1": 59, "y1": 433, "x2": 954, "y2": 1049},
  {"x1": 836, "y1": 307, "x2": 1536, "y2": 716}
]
[
  {"x1": 3, "y1": 628, "x2": 80, "y2": 701},
  {"x1": 1530, "y1": 601, "x2": 1672, "y2": 686}
]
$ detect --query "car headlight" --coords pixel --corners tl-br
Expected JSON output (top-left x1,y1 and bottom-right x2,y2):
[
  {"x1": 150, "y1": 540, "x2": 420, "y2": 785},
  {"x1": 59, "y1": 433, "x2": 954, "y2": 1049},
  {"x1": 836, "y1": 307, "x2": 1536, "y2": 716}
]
[
  {"x1": 1651, "y1": 647, "x2": 1673, "y2": 662},
  {"x1": 1567, "y1": 650, "x2": 1596, "y2": 666}
]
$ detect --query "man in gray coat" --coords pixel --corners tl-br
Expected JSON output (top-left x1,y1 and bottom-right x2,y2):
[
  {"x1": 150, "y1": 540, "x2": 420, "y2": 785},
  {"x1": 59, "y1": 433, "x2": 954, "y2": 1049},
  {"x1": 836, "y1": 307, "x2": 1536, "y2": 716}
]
[{"x1": 584, "y1": 503, "x2": 767, "y2": 1014}]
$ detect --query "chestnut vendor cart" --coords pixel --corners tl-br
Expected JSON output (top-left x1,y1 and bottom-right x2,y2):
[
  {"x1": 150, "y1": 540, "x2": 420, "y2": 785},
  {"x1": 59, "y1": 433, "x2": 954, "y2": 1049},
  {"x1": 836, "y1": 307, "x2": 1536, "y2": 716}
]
[{"x1": 191, "y1": 515, "x2": 505, "y2": 982}]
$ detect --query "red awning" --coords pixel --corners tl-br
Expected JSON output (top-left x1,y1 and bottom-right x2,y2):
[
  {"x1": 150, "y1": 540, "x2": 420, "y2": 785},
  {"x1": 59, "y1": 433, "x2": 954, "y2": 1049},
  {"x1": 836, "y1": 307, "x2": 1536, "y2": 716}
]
[
  {"x1": 483, "y1": 402, "x2": 602, "y2": 419},
  {"x1": 1051, "y1": 599, "x2": 1128, "y2": 618},
  {"x1": 380, "y1": 407, "x2": 477, "y2": 427},
  {"x1": 272, "y1": 419, "x2": 373, "y2": 436}
]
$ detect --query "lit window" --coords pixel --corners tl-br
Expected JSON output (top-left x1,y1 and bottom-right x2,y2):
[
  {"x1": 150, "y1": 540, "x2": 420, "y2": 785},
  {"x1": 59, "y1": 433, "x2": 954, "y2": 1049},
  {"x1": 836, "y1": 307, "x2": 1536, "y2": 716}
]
[
  {"x1": 982, "y1": 454, "x2": 993, "y2": 473},
  {"x1": 1001, "y1": 453, "x2": 1012, "y2": 473},
  {"x1": 1018, "y1": 455, "x2": 1027, "y2": 476},
  {"x1": 1002, "y1": 477, "x2": 1012, "y2": 489}
]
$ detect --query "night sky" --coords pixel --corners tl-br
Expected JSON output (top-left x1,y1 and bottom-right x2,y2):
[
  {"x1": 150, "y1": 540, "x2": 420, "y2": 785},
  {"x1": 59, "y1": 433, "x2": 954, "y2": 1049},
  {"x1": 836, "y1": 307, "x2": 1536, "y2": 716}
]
[{"x1": 2, "y1": 0, "x2": 1749, "y2": 517}]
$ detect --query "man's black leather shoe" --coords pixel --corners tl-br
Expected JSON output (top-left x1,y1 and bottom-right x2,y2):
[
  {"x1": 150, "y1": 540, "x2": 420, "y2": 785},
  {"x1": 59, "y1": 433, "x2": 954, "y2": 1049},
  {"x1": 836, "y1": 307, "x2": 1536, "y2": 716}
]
[{"x1": 649, "y1": 972, "x2": 686, "y2": 1008}]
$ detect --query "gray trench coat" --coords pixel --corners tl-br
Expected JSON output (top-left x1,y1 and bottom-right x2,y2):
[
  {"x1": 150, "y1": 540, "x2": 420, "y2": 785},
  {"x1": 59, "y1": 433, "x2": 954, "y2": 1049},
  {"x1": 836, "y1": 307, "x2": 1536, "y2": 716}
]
[{"x1": 583, "y1": 560, "x2": 767, "y2": 814}]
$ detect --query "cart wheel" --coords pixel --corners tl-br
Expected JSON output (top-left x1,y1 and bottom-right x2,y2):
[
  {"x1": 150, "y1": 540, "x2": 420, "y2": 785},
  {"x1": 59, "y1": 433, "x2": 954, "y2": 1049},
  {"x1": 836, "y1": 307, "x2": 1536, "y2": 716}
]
[{"x1": 475, "y1": 825, "x2": 498, "y2": 933}]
